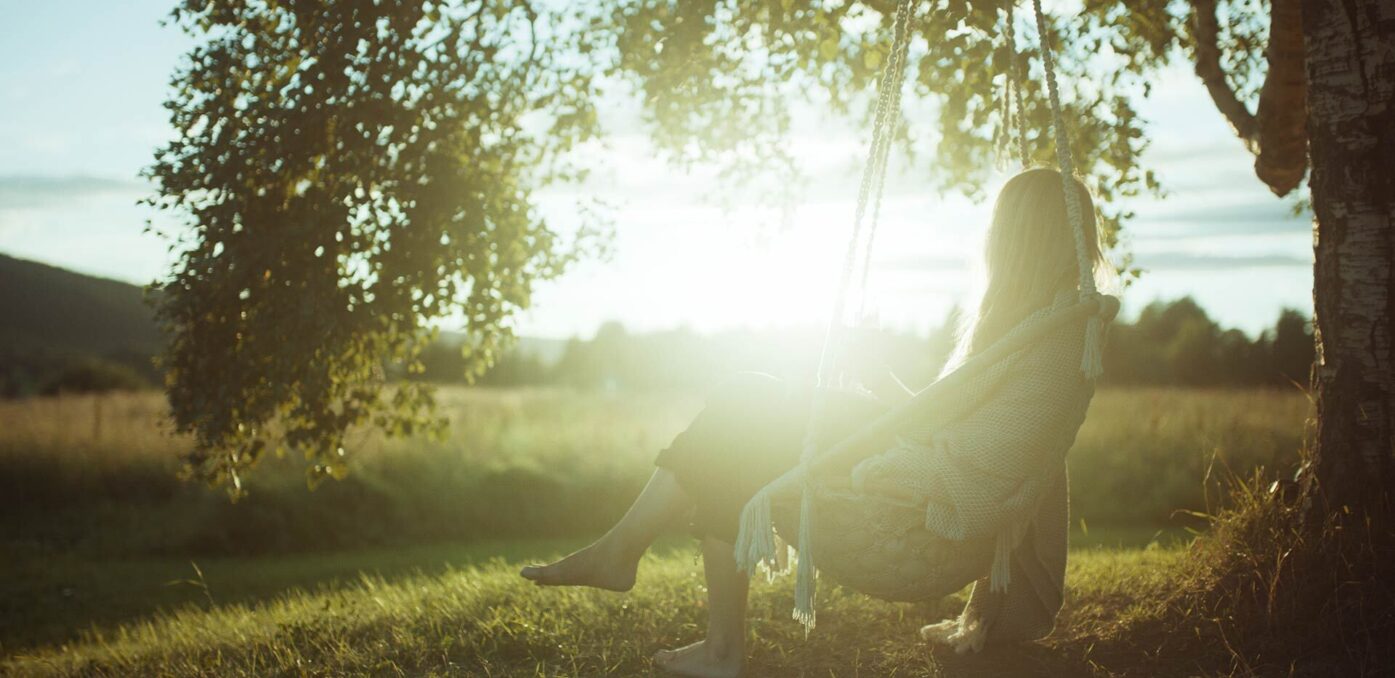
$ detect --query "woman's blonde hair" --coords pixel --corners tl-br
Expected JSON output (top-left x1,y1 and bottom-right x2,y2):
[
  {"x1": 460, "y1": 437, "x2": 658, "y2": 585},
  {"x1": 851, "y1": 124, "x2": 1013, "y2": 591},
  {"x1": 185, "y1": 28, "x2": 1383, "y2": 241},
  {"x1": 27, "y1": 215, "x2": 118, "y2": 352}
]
[{"x1": 948, "y1": 168, "x2": 1113, "y2": 368}]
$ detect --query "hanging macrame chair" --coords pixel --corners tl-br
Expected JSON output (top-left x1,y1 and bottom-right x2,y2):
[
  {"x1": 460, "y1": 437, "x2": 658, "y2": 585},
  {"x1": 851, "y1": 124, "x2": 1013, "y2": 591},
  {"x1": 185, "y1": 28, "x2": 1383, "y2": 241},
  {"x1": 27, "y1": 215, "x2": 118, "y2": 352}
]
[{"x1": 732, "y1": 0, "x2": 1120, "y2": 632}]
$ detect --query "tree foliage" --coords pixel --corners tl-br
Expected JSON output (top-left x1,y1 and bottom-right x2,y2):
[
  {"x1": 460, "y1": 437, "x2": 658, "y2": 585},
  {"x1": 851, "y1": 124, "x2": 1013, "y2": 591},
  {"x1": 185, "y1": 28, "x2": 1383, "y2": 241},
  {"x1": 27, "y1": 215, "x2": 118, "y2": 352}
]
[
  {"x1": 603, "y1": 0, "x2": 1186, "y2": 246},
  {"x1": 149, "y1": 0, "x2": 608, "y2": 492},
  {"x1": 150, "y1": 0, "x2": 1278, "y2": 492},
  {"x1": 1105, "y1": 299, "x2": 1312, "y2": 388}
]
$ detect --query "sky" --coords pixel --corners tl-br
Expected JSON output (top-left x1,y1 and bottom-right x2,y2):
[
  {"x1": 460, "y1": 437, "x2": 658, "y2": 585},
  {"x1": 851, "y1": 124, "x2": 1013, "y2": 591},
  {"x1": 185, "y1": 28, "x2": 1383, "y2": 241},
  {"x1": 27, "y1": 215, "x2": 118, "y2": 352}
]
[{"x1": 0, "y1": 1, "x2": 1313, "y2": 340}]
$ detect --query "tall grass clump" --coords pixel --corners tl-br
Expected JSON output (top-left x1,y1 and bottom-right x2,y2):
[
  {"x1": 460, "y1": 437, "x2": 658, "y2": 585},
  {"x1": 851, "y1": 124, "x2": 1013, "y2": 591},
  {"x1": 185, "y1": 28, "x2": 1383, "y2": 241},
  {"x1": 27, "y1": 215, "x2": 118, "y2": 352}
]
[
  {"x1": 0, "y1": 389, "x2": 706, "y2": 556},
  {"x1": 1081, "y1": 467, "x2": 1395, "y2": 676}
]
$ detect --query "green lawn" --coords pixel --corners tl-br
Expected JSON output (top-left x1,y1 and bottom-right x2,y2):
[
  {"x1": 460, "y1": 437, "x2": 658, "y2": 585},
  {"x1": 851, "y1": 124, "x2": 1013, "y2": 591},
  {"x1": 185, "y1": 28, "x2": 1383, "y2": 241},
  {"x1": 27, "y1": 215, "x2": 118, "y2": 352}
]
[
  {"x1": 1, "y1": 537, "x2": 607, "y2": 655},
  {"x1": 0, "y1": 386, "x2": 1303, "y2": 675},
  {"x1": 3, "y1": 528, "x2": 1189, "y2": 677}
]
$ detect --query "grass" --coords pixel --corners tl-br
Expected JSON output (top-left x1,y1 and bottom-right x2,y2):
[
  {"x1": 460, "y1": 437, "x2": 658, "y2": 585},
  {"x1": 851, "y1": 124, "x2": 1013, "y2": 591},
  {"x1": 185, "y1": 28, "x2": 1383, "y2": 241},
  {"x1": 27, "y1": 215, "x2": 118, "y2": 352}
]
[
  {"x1": 1103, "y1": 476, "x2": 1395, "y2": 676},
  {"x1": 3, "y1": 535, "x2": 1192, "y2": 677},
  {"x1": 0, "y1": 387, "x2": 1310, "y2": 557},
  {"x1": 1, "y1": 526, "x2": 1177, "y2": 656},
  {"x1": 1, "y1": 537, "x2": 607, "y2": 656},
  {"x1": 0, "y1": 385, "x2": 1315, "y2": 674},
  {"x1": 1, "y1": 389, "x2": 704, "y2": 556}
]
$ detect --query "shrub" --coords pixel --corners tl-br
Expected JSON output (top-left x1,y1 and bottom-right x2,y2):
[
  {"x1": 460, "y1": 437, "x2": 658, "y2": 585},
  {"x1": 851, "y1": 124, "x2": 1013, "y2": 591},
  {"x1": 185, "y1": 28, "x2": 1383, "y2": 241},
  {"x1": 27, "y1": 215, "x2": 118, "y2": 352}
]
[{"x1": 39, "y1": 358, "x2": 149, "y2": 395}]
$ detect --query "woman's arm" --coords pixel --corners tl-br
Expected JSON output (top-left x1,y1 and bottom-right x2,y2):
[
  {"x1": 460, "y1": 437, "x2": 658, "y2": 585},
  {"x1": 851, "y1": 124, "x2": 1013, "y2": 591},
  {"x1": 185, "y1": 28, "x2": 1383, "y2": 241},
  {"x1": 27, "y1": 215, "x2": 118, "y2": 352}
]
[
  {"x1": 860, "y1": 367, "x2": 914, "y2": 406},
  {"x1": 839, "y1": 327, "x2": 915, "y2": 406}
]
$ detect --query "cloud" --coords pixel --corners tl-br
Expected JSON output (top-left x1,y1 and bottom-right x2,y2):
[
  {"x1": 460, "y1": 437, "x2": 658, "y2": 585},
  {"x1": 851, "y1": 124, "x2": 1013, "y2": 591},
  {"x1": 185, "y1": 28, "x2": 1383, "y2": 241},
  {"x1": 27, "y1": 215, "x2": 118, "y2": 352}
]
[
  {"x1": 1133, "y1": 251, "x2": 1310, "y2": 270},
  {"x1": 1142, "y1": 199, "x2": 1308, "y2": 224},
  {"x1": 1144, "y1": 138, "x2": 1249, "y2": 167},
  {"x1": 0, "y1": 175, "x2": 146, "y2": 209},
  {"x1": 1130, "y1": 197, "x2": 1312, "y2": 240},
  {"x1": 1134, "y1": 219, "x2": 1311, "y2": 239}
]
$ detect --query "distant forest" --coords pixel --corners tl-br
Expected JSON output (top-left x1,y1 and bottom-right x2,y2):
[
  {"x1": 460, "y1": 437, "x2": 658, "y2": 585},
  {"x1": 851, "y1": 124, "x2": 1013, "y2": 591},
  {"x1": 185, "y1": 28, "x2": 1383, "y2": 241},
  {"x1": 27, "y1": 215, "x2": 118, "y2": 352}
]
[
  {"x1": 0, "y1": 254, "x2": 1312, "y2": 395},
  {"x1": 419, "y1": 297, "x2": 1314, "y2": 392},
  {"x1": 2, "y1": 291, "x2": 1311, "y2": 397}
]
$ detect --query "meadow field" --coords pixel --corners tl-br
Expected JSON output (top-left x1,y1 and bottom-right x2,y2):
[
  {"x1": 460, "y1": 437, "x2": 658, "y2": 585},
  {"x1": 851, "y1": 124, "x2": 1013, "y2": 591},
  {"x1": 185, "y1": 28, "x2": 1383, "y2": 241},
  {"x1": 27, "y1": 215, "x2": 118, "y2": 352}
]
[{"x1": 0, "y1": 386, "x2": 1311, "y2": 675}]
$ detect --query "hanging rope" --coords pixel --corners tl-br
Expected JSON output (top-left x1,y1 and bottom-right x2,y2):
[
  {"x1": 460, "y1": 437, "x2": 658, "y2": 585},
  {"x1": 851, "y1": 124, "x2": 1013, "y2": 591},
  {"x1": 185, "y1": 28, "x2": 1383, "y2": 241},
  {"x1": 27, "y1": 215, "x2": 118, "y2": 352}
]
[
  {"x1": 1004, "y1": 1, "x2": 1031, "y2": 166},
  {"x1": 734, "y1": 0, "x2": 917, "y2": 634},
  {"x1": 735, "y1": 0, "x2": 1110, "y2": 636},
  {"x1": 1029, "y1": 0, "x2": 1103, "y2": 379},
  {"x1": 854, "y1": 0, "x2": 915, "y2": 321}
]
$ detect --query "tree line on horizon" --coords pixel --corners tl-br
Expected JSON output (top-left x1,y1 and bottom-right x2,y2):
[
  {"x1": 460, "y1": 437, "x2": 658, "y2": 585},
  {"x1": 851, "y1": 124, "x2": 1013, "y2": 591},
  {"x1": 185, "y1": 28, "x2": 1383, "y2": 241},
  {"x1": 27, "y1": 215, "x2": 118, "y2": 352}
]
[
  {"x1": 419, "y1": 296, "x2": 1315, "y2": 392},
  {"x1": 1, "y1": 296, "x2": 1311, "y2": 398}
]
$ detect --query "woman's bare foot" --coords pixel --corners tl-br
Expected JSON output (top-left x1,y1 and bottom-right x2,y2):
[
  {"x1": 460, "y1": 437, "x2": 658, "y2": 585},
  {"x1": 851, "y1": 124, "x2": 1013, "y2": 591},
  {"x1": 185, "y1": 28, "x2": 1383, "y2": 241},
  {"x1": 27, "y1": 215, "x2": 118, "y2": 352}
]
[
  {"x1": 518, "y1": 540, "x2": 637, "y2": 592},
  {"x1": 653, "y1": 639, "x2": 744, "y2": 678}
]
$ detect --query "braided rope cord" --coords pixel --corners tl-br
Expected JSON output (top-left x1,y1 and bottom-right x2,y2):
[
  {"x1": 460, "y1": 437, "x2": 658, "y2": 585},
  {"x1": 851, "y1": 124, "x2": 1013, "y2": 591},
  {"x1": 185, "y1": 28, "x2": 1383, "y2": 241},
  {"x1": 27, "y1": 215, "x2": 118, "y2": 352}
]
[
  {"x1": 854, "y1": 0, "x2": 915, "y2": 320},
  {"x1": 788, "y1": 0, "x2": 917, "y2": 632},
  {"x1": 1030, "y1": 0, "x2": 1104, "y2": 378},
  {"x1": 1029, "y1": 0, "x2": 1093, "y2": 298},
  {"x1": 1003, "y1": 67, "x2": 1017, "y2": 165},
  {"x1": 1004, "y1": 1, "x2": 1031, "y2": 166}
]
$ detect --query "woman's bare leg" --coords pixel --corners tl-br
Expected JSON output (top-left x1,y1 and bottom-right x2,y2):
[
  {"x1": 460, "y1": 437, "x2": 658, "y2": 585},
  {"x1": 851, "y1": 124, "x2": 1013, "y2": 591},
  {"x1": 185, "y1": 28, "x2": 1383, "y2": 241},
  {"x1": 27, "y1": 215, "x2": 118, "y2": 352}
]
[
  {"x1": 653, "y1": 536, "x2": 748, "y2": 677},
  {"x1": 520, "y1": 468, "x2": 691, "y2": 591}
]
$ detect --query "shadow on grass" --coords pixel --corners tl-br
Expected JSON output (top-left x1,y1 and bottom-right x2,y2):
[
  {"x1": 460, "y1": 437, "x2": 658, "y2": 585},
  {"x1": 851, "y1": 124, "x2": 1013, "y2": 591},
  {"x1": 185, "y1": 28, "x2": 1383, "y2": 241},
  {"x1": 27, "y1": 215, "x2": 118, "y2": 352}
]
[
  {"x1": 0, "y1": 536, "x2": 694, "y2": 655},
  {"x1": 4, "y1": 526, "x2": 1190, "y2": 673}
]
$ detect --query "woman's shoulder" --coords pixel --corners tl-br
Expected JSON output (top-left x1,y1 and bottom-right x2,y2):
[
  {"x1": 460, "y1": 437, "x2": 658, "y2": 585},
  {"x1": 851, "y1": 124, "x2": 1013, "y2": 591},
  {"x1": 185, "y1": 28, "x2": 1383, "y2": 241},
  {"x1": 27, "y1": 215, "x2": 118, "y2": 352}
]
[
  {"x1": 1002, "y1": 291, "x2": 1089, "y2": 347},
  {"x1": 1015, "y1": 294, "x2": 1092, "y2": 376}
]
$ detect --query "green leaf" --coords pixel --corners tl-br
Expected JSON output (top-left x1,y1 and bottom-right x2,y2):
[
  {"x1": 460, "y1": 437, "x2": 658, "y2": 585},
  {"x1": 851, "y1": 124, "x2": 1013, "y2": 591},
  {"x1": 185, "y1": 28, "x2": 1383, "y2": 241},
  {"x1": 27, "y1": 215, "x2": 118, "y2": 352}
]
[
  {"x1": 819, "y1": 37, "x2": 839, "y2": 62},
  {"x1": 863, "y1": 48, "x2": 882, "y2": 70}
]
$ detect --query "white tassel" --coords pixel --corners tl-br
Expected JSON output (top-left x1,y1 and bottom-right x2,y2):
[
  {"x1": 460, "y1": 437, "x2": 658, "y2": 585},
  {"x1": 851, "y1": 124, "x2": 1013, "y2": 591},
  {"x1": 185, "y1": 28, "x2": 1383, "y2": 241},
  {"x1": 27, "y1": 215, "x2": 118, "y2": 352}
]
[
  {"x1": 989, "y1": 518, "x2": 1031, "y2": 593},
  {"x1": 773, "y1": 532, "x2": 791, "y2": 575},
  {"x1": 733, "y1": 485, "x2": 778, "y2": 579},
  {"x1": 1081, "y1": 315, "x2": 1104, "y2": 381},
  {"x1": 792, "y1": 486, "x2": 818, "y2": 633},
  {"x1": 989, "y1": 529, "x2": 1013, "y2": 593}
]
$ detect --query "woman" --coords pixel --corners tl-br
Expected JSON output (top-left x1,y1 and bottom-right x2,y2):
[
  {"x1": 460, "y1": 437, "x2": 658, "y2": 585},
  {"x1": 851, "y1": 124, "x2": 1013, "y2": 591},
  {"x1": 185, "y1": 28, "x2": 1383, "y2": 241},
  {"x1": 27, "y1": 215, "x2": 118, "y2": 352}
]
[{"x1": 520, "y1": 168, "x2": 1113, "y2": 677}]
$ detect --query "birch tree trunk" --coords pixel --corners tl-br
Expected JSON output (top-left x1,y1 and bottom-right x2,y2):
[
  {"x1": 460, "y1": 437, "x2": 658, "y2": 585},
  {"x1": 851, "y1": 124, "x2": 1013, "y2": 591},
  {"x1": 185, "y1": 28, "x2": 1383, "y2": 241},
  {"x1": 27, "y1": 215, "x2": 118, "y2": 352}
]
[{"x1": 1302, "y1": 0, "x2": 1395, "y2": 517}]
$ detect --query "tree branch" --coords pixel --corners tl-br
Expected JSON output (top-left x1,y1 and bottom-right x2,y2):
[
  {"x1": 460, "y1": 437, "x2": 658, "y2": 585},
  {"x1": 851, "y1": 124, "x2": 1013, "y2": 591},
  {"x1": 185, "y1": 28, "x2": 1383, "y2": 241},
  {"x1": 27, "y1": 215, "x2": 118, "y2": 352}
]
[
  {"x1": 1189, "y1": 0, "x2": 1309, "y2": 196},
  {"x1": 1253, "y1": 0, "x2": 1307, "y2": 196},
  {"x1": 1190, "y1": 0, "x2": 1260, "y2": 149}
]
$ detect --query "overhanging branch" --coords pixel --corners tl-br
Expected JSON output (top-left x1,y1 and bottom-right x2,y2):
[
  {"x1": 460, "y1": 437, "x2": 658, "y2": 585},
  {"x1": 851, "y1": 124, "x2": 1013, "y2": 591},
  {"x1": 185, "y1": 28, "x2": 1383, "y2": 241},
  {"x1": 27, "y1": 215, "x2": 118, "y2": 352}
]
[
  {"x1": 1253, "y1": 0, "x2": 1307, "y2": 196},
  {"x1": 1189, "y1": 0, "x2": 1309, "y2": 196},
  {"x1": 1190, "y1": 0, "x2": 1260, "y2": 150}
]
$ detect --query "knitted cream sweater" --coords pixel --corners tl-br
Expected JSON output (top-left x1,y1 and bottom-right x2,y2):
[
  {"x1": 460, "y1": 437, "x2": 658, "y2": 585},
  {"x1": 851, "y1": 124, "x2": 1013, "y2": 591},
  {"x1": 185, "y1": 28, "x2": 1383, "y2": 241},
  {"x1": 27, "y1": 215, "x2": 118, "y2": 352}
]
[{"x1": 854, "y1": 290, "x2": 1094, "y2": 647}]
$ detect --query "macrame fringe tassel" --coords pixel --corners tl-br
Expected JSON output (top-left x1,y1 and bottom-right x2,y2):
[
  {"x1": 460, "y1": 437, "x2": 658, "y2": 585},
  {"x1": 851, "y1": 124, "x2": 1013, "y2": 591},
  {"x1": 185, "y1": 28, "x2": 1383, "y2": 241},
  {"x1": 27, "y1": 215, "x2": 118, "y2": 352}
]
[
  {"x1": 989, "y1": 519, "x2": 1032, "y2": 593},
  {"x1": 792, "y1": 487, "x2": 817, "y2": 633},
  {"x1": 1081, "y1": 314, "x2": 1104, "y2": 381},
  {"x1": 989, "y1": 530, "x2": 1014, "y2": 593},
  {"x1": 733, "y1": 486, "x2": 778, "y2": 580}
]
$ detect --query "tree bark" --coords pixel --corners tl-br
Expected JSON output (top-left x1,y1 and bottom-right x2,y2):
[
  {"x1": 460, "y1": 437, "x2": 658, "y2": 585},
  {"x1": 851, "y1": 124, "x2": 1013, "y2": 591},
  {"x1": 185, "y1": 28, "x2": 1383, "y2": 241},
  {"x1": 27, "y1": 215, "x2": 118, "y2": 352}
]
[{"x1": 1302, "y1": 0, "x2": 1395, "y2": 517}]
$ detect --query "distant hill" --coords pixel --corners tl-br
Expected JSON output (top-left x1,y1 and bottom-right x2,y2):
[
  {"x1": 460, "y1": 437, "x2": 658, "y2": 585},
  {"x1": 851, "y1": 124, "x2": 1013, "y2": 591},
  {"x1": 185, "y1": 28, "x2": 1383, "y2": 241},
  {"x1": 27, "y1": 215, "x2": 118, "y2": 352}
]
[
  {"x1": 0, "y1": 254, "x2": 577, "y2": 395},
  {"x1": 0, "y1": 253, "x2": 160, "y2": 356}
]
